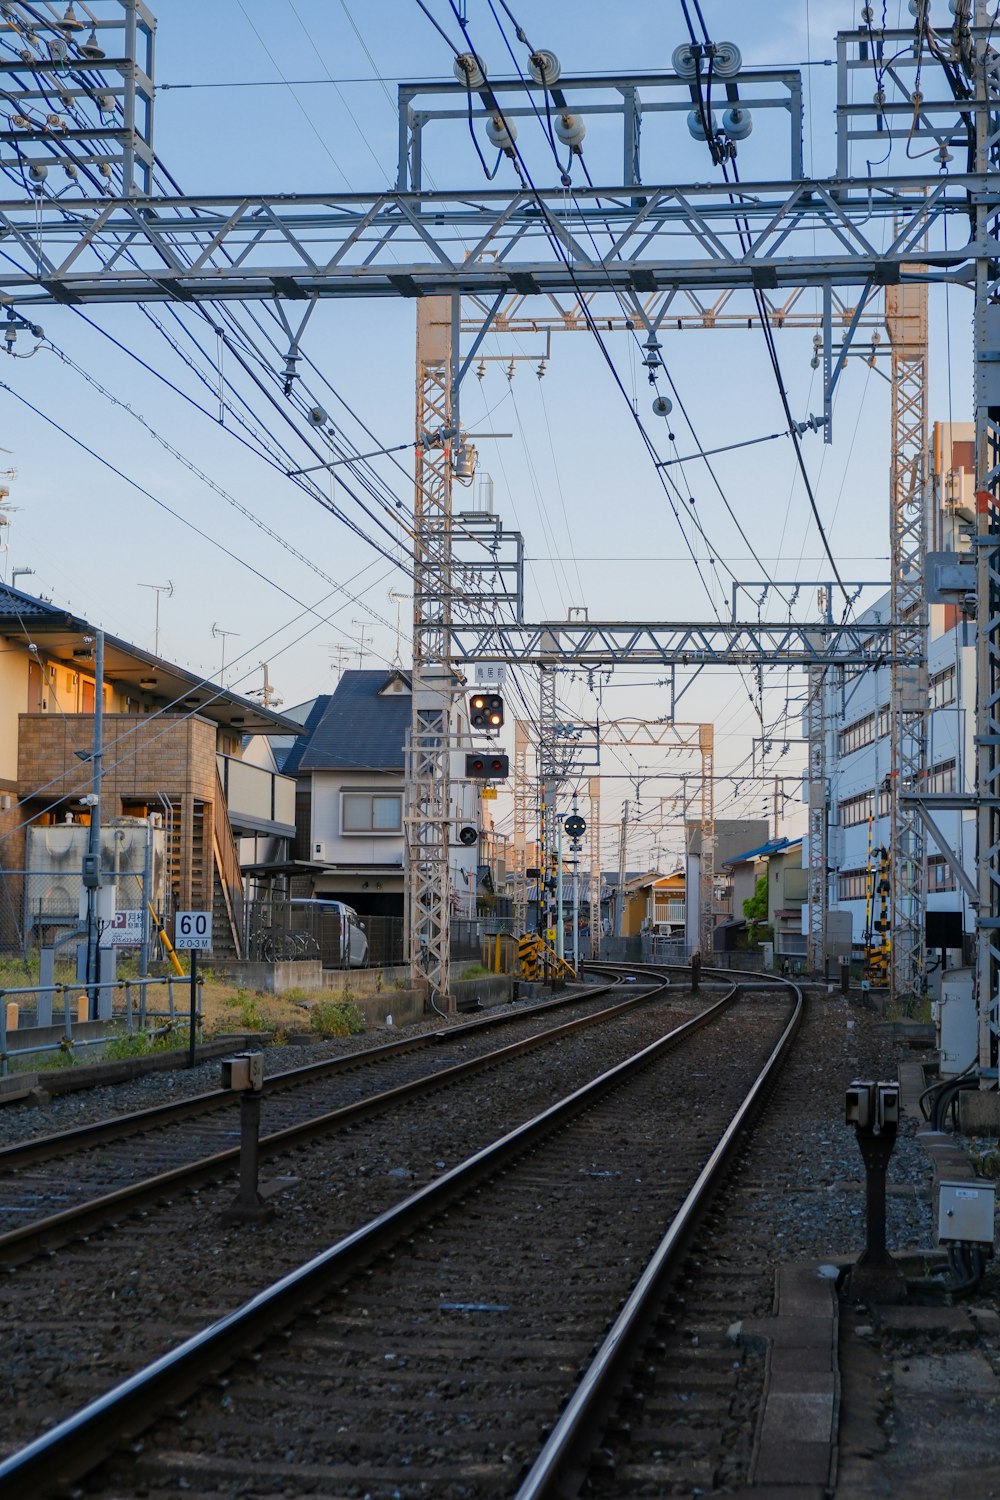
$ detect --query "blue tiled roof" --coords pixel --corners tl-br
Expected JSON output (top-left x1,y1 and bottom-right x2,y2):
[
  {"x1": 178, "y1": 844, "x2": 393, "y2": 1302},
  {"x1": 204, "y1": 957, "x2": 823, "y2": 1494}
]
[
  {"x1": 290, "y1": 671, "x2": 411, "y2": 773},
  {"x1": 723, "y1": 836, "x2": 802, "y2": 866}
]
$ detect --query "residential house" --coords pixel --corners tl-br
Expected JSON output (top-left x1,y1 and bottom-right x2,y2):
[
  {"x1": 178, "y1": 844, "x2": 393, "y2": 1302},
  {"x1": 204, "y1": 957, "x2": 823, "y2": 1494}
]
[
  {"x1": 686, "y1": 818, "x2": 769, "y2": 951},
  {"x1": 619, "y1": 869, "x2": 686, "y2": 936},
  {"x1": 0, "y1": 584, "x2": 300, "y2": 958},
  {"x1": 721, "y1": 835, "x2": 805, "y2": 960},
  {"x1": 267, "y1": 669, "x2": 482, "y2": 924}
]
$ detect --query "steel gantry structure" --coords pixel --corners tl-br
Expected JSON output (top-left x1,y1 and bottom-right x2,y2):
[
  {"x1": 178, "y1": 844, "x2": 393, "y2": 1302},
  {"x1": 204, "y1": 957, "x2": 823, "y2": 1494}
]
[{"x1": 0, "y1": 5, "x2": 994, "y2": 1041}]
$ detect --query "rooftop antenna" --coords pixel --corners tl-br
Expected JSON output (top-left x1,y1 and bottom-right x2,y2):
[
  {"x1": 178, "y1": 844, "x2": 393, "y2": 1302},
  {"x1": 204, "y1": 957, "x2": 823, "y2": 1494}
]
[
  {"x1": 211, "y1": 621, "x2": 240, "y2": 683},
  {"x1": 326, "y1": 643, "x2": 351, "y2": 681},
  {"x1": 350, "y1": 618, "x2": 372, "y2": 668},
  {"x1": 138, "y1": 580, "x2": 173, "y2": 658},
  {"x1": 388, "y1": 589, "x2": 410, "y2": 667}
]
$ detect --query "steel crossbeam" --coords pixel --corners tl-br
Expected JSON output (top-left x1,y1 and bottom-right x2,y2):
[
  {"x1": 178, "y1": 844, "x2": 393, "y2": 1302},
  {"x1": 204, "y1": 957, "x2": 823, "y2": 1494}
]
[
  {"x1": 0, "y1": 175, "x2": 984, "y2": 307},
  {"x1": 444, "y1": 620, "x2": 910, "y2": 667}
]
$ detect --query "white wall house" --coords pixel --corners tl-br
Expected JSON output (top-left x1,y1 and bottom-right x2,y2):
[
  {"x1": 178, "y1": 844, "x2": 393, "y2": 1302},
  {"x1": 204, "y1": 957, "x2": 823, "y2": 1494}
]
[{"x1": 281, "y1": 670, "x2": 482, "y2": 920}]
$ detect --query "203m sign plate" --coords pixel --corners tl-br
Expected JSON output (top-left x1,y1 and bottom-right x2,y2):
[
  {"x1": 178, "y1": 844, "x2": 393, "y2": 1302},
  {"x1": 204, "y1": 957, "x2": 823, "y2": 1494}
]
[{"x1": 175, "y1": 911, "x2": 213, "y2": 950}]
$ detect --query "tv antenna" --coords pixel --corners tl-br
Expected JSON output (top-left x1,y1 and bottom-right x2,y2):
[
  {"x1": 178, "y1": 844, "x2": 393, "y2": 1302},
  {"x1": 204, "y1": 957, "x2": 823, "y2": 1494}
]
[
  {"x1": 138, "y1": 580, "x2": 174, "y2": 658},
  {"x1": 211, "y1": 621, "x2": 240, "y2": 683}
]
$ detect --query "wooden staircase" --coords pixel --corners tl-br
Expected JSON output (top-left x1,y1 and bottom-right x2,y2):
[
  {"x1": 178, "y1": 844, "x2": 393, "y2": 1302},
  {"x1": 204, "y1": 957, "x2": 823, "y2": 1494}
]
[{"x1": 162, "y1": 785, "x2": 245, "y2": 962}]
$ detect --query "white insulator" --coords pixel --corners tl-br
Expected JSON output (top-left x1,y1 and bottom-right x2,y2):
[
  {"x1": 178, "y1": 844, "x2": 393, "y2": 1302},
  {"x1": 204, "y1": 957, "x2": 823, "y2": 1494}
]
[
  {"x1": 453, "y1": 52, "x2": 487, "y2": 89},
  {"x1": 652, "y1": 395, "x2": 673, "y2": 418},
  {"x1": 28, "y1": 163, "x2": 47, "y2": 183},
  {"x1": 486, "y1": 113, "x2": 517, "y2": 151},
  {"x1": 672, "y1": 43, "x2": 699, "y2": 78},
  {"x1": 687, "y1": 107, "x2": 718, "y2": 142},
  {"x1": 711, "y1": 41, "x2": 742, "y2": 77},
  {"x1": 908, "y1": 0, "x2": 927, "y2": 13},
  {"x1": 554, "y1": 112, "x2": 586, "y2": 148},
  {"x1": 722, "y1": 106, "x2": 753, "y2": 141},
  {"x1": 528, "y1": 49, "x2": 561, "y2": 86}
]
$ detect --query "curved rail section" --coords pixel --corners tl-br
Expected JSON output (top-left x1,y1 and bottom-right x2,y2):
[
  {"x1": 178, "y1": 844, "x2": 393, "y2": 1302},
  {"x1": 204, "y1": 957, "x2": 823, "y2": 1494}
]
[{"x1": 0, "y1": 964, "x2": 744, "y2": 1497}]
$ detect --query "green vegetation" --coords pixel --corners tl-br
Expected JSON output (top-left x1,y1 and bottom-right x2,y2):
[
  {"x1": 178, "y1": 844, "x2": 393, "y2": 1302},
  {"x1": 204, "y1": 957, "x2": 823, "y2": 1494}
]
[
  {"x1": 742, "y1": 876, "x2": 774, "y2": 948},
  {"x1": 102, "y1": 1026, "x2": 192, "y2": 1060},
  {"x1": 225, "y1": 988, "x2": 266, "y2": 1031},
  {"x1": 309, "y1": 1000, "x2": 365, "y2": 1039},
  {"x1": 460, "y1": 964, "x2": 490, "y2": 979}
]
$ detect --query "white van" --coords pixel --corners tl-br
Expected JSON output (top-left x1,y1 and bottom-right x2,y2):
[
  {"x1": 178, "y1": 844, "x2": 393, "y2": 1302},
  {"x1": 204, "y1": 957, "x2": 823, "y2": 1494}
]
[{"x1": 290, "y1": 898, "x2": 368, "y2": 968}]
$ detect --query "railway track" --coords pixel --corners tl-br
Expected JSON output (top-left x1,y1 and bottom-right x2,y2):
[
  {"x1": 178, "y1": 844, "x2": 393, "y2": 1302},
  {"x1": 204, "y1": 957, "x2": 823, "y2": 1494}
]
[
  {"x1": 0, "y1": 965, "x2": 805, "y2": 1499},
  {"x1": 0, "y1": 973, "x2": 672, "y2": 1255}
]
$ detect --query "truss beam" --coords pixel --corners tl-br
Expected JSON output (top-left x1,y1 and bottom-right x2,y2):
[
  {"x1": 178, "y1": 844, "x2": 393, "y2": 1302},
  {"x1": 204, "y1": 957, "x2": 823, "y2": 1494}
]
[
  {"x1": 445, "y1": 620, "x2": 912, "y2": 668},
  {"x1": 0, "y1": 176, "x2": 985, "y2": 307}
]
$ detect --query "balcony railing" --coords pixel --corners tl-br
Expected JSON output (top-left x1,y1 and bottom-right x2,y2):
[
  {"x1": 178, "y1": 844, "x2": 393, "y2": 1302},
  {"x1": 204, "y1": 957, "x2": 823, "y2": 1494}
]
[{"x1": 217, "y1": 755, "x2": 296, "y2": 837}]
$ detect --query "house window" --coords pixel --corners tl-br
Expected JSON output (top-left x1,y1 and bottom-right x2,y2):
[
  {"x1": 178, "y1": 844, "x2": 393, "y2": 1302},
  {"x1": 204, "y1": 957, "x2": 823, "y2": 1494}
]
[{"x1": 341, "y1": 790, "x2": 402, "y2": 834}]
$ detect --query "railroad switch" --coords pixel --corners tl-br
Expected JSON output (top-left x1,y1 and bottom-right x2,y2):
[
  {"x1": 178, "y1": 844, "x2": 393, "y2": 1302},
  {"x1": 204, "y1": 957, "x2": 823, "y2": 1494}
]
[
  {"x1": 844, "y1": 1079, "x2": 907, "y2": 1303},
  {"x1": 221, "y1": 1052, "x2": 274, "y2": 1225}
]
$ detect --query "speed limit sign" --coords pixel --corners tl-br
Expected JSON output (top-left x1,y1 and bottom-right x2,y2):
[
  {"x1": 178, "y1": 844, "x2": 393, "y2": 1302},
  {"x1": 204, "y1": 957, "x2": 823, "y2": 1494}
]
[{"x1": 175, "y1": 911, "x2": 213, "y2": 951}]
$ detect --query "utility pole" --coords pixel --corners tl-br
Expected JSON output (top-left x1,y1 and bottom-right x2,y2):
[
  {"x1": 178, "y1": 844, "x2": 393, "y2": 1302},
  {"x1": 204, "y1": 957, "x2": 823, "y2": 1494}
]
[
  {"x1": 588, "y1": 777, "x2": 601, "y2": 960},
  {"x1": 252, "y1": 663, "x2": 282, "y2": 711},
  {"x1": 83, "y1": 629, "x2": 104, "y2": 1012},
  {"x1": 616, "y1": 801, "x2": 629, "y2": 938}
]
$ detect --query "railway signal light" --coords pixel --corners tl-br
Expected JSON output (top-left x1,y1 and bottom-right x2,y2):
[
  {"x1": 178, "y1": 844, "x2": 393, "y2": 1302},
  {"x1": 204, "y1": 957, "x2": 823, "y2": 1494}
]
[
  {"x1": 470, "y1": 692, "x2": 504, "y2": 730},
  {"x1": 458, "y1": 825, "x2": 479, "y2": 846},
  {"x1": 565, "y1": 814, "x2": 586, "y2": 839},
  {"x1": 465, "y1": 752, "x2": 509, "y2": 780}
]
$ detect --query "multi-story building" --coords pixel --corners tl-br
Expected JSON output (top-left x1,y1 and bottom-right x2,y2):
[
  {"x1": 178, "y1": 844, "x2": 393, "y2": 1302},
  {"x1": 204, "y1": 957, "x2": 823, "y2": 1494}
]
[
  {"x1": 0, "y1": 584, "x2": 300, "y2": 959},
  {"x1": 819, "y1": 421, "x2": 975, "y2": 988}
]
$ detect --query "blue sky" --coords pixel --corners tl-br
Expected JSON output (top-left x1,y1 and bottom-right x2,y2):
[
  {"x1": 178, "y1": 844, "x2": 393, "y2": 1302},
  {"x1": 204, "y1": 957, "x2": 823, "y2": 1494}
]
[{"x1": 0, "y1": 1, "x2": 971, "y2": 867}]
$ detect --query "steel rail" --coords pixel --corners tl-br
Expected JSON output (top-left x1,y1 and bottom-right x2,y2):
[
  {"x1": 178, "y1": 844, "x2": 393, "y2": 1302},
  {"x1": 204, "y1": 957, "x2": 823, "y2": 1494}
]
[
  {"x1": 514, "y1": 975, "x2": 805, "y2": 1500},
  {"x1": 0, "y1": 978, "x2": 631, "y2": 1171},
  {"x1": 0, "y1": 970, "x2": 672, "y2": 1262},
  {"x1": 0, "y1": 965, "x2": 738, "y2": 1497}
]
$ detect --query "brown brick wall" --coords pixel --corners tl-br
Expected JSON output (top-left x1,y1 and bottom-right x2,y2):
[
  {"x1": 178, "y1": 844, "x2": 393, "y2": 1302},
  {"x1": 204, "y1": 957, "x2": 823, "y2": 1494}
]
[{"x1": 17, "y1": 714, "x2": 219, "y2": 807}]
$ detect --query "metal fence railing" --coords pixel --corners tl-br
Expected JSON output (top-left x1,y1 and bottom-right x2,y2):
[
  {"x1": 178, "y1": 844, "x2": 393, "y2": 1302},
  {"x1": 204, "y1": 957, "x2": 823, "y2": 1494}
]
[{"x1": 0, "y1": 974, "x2": 203, "y2": 1077}]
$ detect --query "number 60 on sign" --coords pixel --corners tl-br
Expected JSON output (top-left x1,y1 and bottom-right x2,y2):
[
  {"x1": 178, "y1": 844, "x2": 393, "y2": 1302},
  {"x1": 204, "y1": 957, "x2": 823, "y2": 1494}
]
[{"x1": 175, "y1": 911, "x2": 213, "y2": 950}]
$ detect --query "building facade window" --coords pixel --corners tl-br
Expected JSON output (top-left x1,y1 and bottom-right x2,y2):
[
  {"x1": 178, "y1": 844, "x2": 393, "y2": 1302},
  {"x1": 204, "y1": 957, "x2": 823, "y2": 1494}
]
[
  {"x1": 838, "y1": 869, "x2": 868, "y2": 901},
  {"x1": 341, "y1": 790, "x2": 403, "y2": 835},
  {"x1": 839, "y1": 713, "x2": 877, "y2": 756},
  {"x1": 928, "y1": 854, "x2": 957, "y2": 892},
  {"x1": 928, "y1": 758, "x2": 957, "y2": 794},
  {"x1": 839, "y1": 790, "x2": 875, "y2": 826},
  {"x1": 930, "y1": 666, "x2": 956, "y2": 709}
]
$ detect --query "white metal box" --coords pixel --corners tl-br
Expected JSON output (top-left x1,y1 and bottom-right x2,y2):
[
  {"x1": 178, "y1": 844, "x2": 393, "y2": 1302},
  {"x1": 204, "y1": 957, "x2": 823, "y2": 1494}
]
[
  {"x1": 936, "y1": 967, "x2": 977, "y2": 1077},
  {"x1": 937, "y1": 1180, "x2": 996, "y2": 1245}
]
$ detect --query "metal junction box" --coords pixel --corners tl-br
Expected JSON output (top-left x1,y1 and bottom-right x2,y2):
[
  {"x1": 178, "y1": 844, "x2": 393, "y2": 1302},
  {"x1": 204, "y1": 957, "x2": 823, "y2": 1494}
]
[
  {"x1": 221, "y1": 1053, "x2": 264, "y2": 1092},
  {"x1": 937, "y1": 1180, "x2": 996, "y2": 1245}
]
